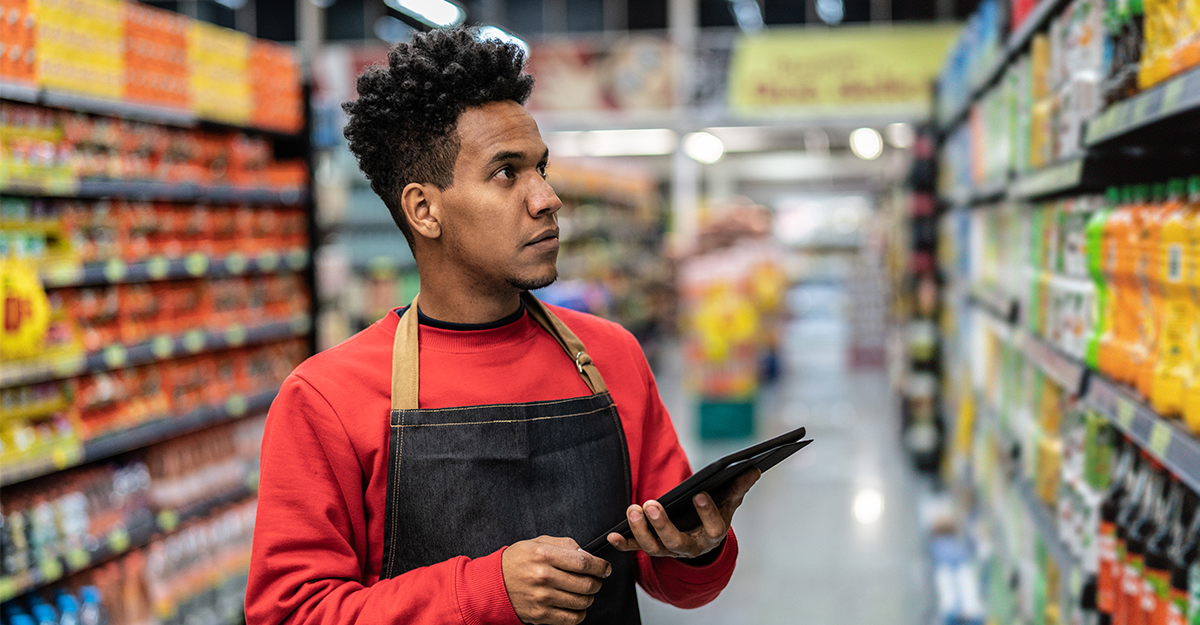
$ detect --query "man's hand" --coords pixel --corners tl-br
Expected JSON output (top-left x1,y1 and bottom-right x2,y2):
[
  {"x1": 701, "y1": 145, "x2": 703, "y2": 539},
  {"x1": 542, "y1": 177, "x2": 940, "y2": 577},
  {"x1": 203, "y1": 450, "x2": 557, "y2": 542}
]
[
  {"x1": 502, "y1": 536, "x2": 611, "y2": 625},
  {"x1": 607, "y1": 468, "x2": 760, "y2": 559}
]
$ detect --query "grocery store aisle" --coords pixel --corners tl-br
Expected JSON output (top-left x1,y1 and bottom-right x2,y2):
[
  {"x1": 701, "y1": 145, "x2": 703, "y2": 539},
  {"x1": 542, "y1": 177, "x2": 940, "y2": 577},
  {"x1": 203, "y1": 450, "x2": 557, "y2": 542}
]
[{"x1": 639, "y1": 280, "x2": 935, "y2": 625}]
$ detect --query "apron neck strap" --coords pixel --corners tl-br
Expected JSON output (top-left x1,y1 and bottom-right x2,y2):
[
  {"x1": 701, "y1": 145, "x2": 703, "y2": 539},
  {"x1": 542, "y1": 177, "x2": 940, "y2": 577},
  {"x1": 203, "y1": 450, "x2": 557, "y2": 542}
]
[{"x1": 390, "y1": 292, "x2": 609, "y2": 411}]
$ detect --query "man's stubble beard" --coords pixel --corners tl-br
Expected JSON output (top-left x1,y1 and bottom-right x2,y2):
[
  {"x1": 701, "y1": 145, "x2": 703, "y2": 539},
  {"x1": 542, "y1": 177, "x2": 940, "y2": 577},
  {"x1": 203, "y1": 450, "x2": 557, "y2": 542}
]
[{"x1": 507, "y1": 266, "x2": 558, "y2": 292}]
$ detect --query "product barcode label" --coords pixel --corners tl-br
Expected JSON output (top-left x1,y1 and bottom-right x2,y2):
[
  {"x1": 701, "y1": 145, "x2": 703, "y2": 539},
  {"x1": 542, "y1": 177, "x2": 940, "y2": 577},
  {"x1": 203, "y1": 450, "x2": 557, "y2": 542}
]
[{"x1": 1169, "y1": 245, "x2": 1183, "y2": 282}]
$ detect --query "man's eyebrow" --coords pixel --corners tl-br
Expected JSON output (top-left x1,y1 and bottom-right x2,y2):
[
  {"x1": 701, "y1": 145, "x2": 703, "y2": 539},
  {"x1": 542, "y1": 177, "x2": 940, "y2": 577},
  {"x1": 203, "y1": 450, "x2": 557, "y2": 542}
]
[{"x1": 485, "y1": 149, "x2": 550, "y2": 166}]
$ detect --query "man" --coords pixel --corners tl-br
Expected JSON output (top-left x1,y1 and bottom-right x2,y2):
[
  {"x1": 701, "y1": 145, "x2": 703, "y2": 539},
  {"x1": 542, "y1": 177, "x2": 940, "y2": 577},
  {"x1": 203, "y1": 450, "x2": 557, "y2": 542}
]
[{"x1": 245, "y1": 27, "x2": 758, "y2": 625}]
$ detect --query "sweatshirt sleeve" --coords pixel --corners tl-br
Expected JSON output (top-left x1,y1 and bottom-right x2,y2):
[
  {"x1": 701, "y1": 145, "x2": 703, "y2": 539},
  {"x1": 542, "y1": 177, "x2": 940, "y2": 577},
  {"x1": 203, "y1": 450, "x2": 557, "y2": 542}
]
[
  {"x1": 244, "y1": 374, "x2": 523, "y2": 625},
  {"x1": 626, "y1": 342, "x2": 738, "y2": 608}
]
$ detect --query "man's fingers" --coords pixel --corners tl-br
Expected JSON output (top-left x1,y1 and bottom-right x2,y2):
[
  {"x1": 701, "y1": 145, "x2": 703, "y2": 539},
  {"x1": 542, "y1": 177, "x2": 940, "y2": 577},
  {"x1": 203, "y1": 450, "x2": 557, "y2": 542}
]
[
  {"x1": 718, "y1": 469, "x2": 761, "y2": 515},
  {"x1": 694, "y1": 493, "x2": 728, "y2": 540},
  {"x1": 626, "y1": 504, "x2": 667, "y2": 554},
  {"x1": 642, "y1": 500, "x2": 687, "y2": 551},
  {"x1": 607, "y1": 532, "x2": 640, "y2": 552}
]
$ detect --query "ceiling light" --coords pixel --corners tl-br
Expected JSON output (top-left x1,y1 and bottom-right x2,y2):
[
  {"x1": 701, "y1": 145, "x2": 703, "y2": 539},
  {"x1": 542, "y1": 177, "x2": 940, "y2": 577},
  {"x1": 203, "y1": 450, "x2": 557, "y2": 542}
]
[
  {"x1": 849, "y1": 127, "x2": 883, "y2": 160},
  {"x1": 682, "y1": 131, "x2": 724, "y2": 164},
  {"x1": 374, "y1": 16, "x2": 415, "y2": 43},
  {"x1": 477, "y1": 26, "x2": 529, "y2": 58},
  {"x1": 544, "y1": 129, "x2": 678, "y2": 157},
  {"x1": 853, "y1": 488, "x2": 884, "y2": 524},
  {"x1": 885, "y1": 122, "x2": 915, "y2": 149},
  {"x1": 817, "y1": 0, "x2": 844, "y2": 24},
  {"x1": 728, "y1": 0, "x2": 765, "y2": 32},
  {"x1": 384, "y1": 0, "x2": 465, "y2": 28}
]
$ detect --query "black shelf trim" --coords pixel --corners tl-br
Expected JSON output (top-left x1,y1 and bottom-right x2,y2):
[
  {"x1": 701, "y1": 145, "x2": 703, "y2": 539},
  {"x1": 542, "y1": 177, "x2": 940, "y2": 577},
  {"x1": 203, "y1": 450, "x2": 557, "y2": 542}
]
[
  {"x1": 1086, "y1": 66, "x2": 1200, "y2": 146},
  {"x1": 0, "y1": 389, "x2": 277, "y2": 488},
  {"x1": 0, "y1": 180, "x2": 308, "y2": 205},
  {"x1": 0, "y1": 315, "x2": 311, "y2": 389},
  {"x1": 40, "y1": 248, "x2": 310, "y2": 289}
]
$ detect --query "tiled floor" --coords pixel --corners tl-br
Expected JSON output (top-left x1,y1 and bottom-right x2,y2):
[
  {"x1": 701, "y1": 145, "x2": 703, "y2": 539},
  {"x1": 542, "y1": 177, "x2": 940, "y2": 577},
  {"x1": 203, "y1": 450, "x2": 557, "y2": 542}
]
[{"x1": 638, "y1": 282, "x2": 936, "y2": 625}]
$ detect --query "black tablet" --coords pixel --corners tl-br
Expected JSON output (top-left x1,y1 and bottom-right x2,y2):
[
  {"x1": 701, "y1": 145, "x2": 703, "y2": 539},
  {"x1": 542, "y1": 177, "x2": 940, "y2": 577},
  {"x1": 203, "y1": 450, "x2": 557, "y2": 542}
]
[{"x1": 584, "y1": 426, "x2": 812, "y2": 556}]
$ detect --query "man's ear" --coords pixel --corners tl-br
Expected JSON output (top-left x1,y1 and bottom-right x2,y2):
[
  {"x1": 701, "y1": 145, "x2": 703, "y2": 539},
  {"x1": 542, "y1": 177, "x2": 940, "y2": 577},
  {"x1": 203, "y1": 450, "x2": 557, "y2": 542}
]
[{"x1": 400, "y1": 182, "x2": 442, "y2": 240}]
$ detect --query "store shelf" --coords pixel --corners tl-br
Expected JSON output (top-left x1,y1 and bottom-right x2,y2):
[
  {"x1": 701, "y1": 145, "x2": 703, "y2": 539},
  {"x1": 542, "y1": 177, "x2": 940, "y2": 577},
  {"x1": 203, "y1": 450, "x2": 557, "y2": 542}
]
[
  {"x1": 967, "y1": 287, "x2": 1020, "y2": 324},
  {"x1": 1008, "y1": 156, "x2": 1086, "y2": 201},
  {"x1": 0, "y1": 480, "x2": 258, "y2": 602},
  {"x1": 978, "y1": 396, "x2": 1079, "y2": 576},
  {"x1": 966, "y1": 288, "x2": 1200, "y2": 494},
  {"x1": 41, "y1": 90, "x2": 196, "y2": 127},
  {"x1": 0, "y1": 314, "x2": 311, "y2": 389},
  {"x1": 3, "y1": 82, "x2": 305, "y2": 138},
  {"x1": 941, "y1": 0, "x2": 1076, "y2": 132},
  {"x1": 40, "y1": 248, "x2": 309, "y2": 289},
  {"x1": 0, "y1": 388, "x2": 277, "y2": 488},
  {"x1": 0, "y1": 80, "x2": 40, "y2": 104},
  {"x1": 1086, "y1": 66, "x2": 1200, "y2": 146},
  {"x1": 1082, "y1": 376, "x2": 1200, "y2": 494},
  {"x1": 0, "y1": 180, "x2": 309, "y2": 205}
]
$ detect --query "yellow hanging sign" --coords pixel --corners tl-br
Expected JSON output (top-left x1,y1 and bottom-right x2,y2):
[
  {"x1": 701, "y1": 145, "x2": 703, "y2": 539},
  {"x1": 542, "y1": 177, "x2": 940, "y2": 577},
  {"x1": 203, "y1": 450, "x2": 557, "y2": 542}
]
[
  {"x1": 1, "y1": 257, "x2": 52, "y2": 359},
  {"x1": 728, "y1": 25, "x2": 960, "y2": 115}
]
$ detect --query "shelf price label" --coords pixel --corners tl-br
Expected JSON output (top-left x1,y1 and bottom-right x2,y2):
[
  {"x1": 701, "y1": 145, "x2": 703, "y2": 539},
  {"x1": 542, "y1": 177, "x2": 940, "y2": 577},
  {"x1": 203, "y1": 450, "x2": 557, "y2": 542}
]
[
  {"x1": 1149, "y1": 421, "x2": 1173, "y2": 457},
  {"x1": 226, "y1": 325, "x2": 247, "y2": 346},
  {"x1": 226, "y1": 394, "x2": 248, "y2": 416},
  {"x1": 107, "y1": 527, "x2": 131, "y2": 553},
  {"x1": 152, "y1": 335, "x2": 174, "y2": 359},
  {"x1": 157, "y1": 509, "x2": 180, "y2": 533},
  {"x1": 1164, "y1": 79, "x2": 1185, "y2": 112},
  {"x1": 246, "y1": 469, "x2": 260, "y2": 491},
  {"x1": 103, "y1": 344, "x2": 128, "y2": 368},
  {"x1": 258, "y1": 251, "x2": 280, "y2": 272},
  {"x1": 146, "y1": 256, "x2": 171, "y2": 280},
  {"x1": 286, "y1": 248, "x2": 309, "y2": 270},
  {"x1": 184, "y1": 253, "x2": 209, "y2": 276},
  {"x1": 45, "y1": 262, "x2": 83, "y2": 286},
  {"x1": 291, "y1": 314, "x2": 312, "y2": 334},
  {"x1": 225, "y1": 252, "x2": 248, "y2": 275},
  {"x1": 38, "y1": 557, "x2": 63, "y2": 583},
  {"x1": 104, "y1": 258, "x2": 127, "y2": 283},
  {"x1": 183, "y1": 330, "x2": 206, "y2": 353},
  {"x1": 65, "y1": 547, "x2": 89, "y2": 571},
  {"x1": 1134, "y1": 94, "x2": 1154, "y2": 123},
  {"x1": 50, "y1": 441, "x2": 82, "y2": 470},
  {"x1": 1117, "y1": 398, "x2": 1136, "y2": 430},
  {"x1": 0, "y1": 576, "x2": 17, "y2": 602}
]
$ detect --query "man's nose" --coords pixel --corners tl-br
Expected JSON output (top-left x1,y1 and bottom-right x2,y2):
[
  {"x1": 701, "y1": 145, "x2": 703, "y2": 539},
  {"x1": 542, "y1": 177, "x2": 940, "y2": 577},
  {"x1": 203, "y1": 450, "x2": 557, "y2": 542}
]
[{"x1": 528, "y1": 175, "x2": 563, "y2": 217}]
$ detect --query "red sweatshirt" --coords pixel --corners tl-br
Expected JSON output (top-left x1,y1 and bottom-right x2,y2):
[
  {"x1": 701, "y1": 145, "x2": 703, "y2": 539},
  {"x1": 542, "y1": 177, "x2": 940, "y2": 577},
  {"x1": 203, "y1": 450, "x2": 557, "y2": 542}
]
[{"x1": 245, "y1": 304, "x2": 738, "y2": 625}]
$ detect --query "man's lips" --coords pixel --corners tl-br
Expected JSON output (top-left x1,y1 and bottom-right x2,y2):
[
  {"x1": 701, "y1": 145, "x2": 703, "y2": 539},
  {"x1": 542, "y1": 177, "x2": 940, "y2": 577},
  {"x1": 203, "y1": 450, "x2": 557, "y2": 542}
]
[{"x1": 527, "y1": 230, "x2": 560, "y2": 248}]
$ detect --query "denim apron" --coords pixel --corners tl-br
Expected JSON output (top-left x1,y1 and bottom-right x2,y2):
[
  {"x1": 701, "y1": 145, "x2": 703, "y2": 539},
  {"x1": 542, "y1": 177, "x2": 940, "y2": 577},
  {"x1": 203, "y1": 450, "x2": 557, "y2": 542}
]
[{"x1": 380, "y1": 292, "x2": 641, "y2": 624}]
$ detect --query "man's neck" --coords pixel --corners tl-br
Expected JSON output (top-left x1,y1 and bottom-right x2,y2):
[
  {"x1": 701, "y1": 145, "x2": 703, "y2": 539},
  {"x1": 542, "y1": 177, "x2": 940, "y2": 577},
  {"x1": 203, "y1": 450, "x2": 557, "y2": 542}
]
[{"x1": 411, "y1": 281, "x2": 525, "y2": 325}]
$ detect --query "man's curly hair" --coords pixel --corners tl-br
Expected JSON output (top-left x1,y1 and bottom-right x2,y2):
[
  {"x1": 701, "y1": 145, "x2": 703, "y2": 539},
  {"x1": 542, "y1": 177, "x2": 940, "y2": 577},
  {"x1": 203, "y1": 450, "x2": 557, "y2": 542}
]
[{"x1": 342, "y1": 27, "x2": 535, "y2": 247}]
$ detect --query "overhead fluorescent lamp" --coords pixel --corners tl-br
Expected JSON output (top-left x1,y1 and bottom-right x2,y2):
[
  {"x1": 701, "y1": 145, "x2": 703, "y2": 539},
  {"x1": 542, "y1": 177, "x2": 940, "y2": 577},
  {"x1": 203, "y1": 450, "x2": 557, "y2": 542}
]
[
  {"x1": 728, "y1": 0, "x2": 764, "y2": 32},
  {"x1": 384, "y1": 0, "x2": 466, "y2": 28},
  {"x1": 849, "y1": 127, "x2": 883, "y2": 160},
  {"x1": 546, "y1": 129, "x2": 677, "y2": 157},
  {"x1": 682, "y1": 131, "x2": 724, "y2": 164},
  {"x1": 477, "y1": 26, "x2": 530, "y2": 58},
  {"x1": 212, "y1": 0, "x2": 248, "y2": 9}
]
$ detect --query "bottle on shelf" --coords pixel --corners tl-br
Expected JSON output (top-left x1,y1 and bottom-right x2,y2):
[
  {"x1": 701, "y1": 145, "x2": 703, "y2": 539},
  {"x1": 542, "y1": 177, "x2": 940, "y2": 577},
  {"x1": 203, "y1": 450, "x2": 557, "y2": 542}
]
[
  {"x1": 1100, "y1": 439, "x2": 1137, "y2": 624},
  {"x1": 1150, "y1": 180, "x2": 1190, "y2": 415},
  {"x1": 1088, "y1": 188, "x2": 1118, "y2": 370},
  {"x1": 1100, "y1": 186, "x2": 1138, "y2": 386},
  {"x1": 1135, "y1": 183, "x2": 1168, "y2": 399},
  {"x1": 1184, "y1": 176, "x2": 1200, "y2": 433},
  {"x1": 1143, "y1": 475, "x2": 1182, "y2": 625},
  {"x1": 1115, "y1": 452, "x2": 1151, "y2": 625}
]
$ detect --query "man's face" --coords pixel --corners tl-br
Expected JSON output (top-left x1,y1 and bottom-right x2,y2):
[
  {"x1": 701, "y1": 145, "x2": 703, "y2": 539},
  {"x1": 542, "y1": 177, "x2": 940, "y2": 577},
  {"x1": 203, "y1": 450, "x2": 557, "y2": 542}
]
[{"x1": 436, "y1": 100, "x2": 563, "y2": 294}]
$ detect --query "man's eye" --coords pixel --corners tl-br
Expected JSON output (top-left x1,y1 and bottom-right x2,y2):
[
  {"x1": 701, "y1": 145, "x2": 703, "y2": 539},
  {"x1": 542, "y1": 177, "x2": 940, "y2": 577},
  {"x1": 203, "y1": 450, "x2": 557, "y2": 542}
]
[
  {"x1": 495, "y1": 166, "x2": 514, "y2": 180},
  {"x1": 537, "y1": 164, "x2": 548, "y2": 178}
]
